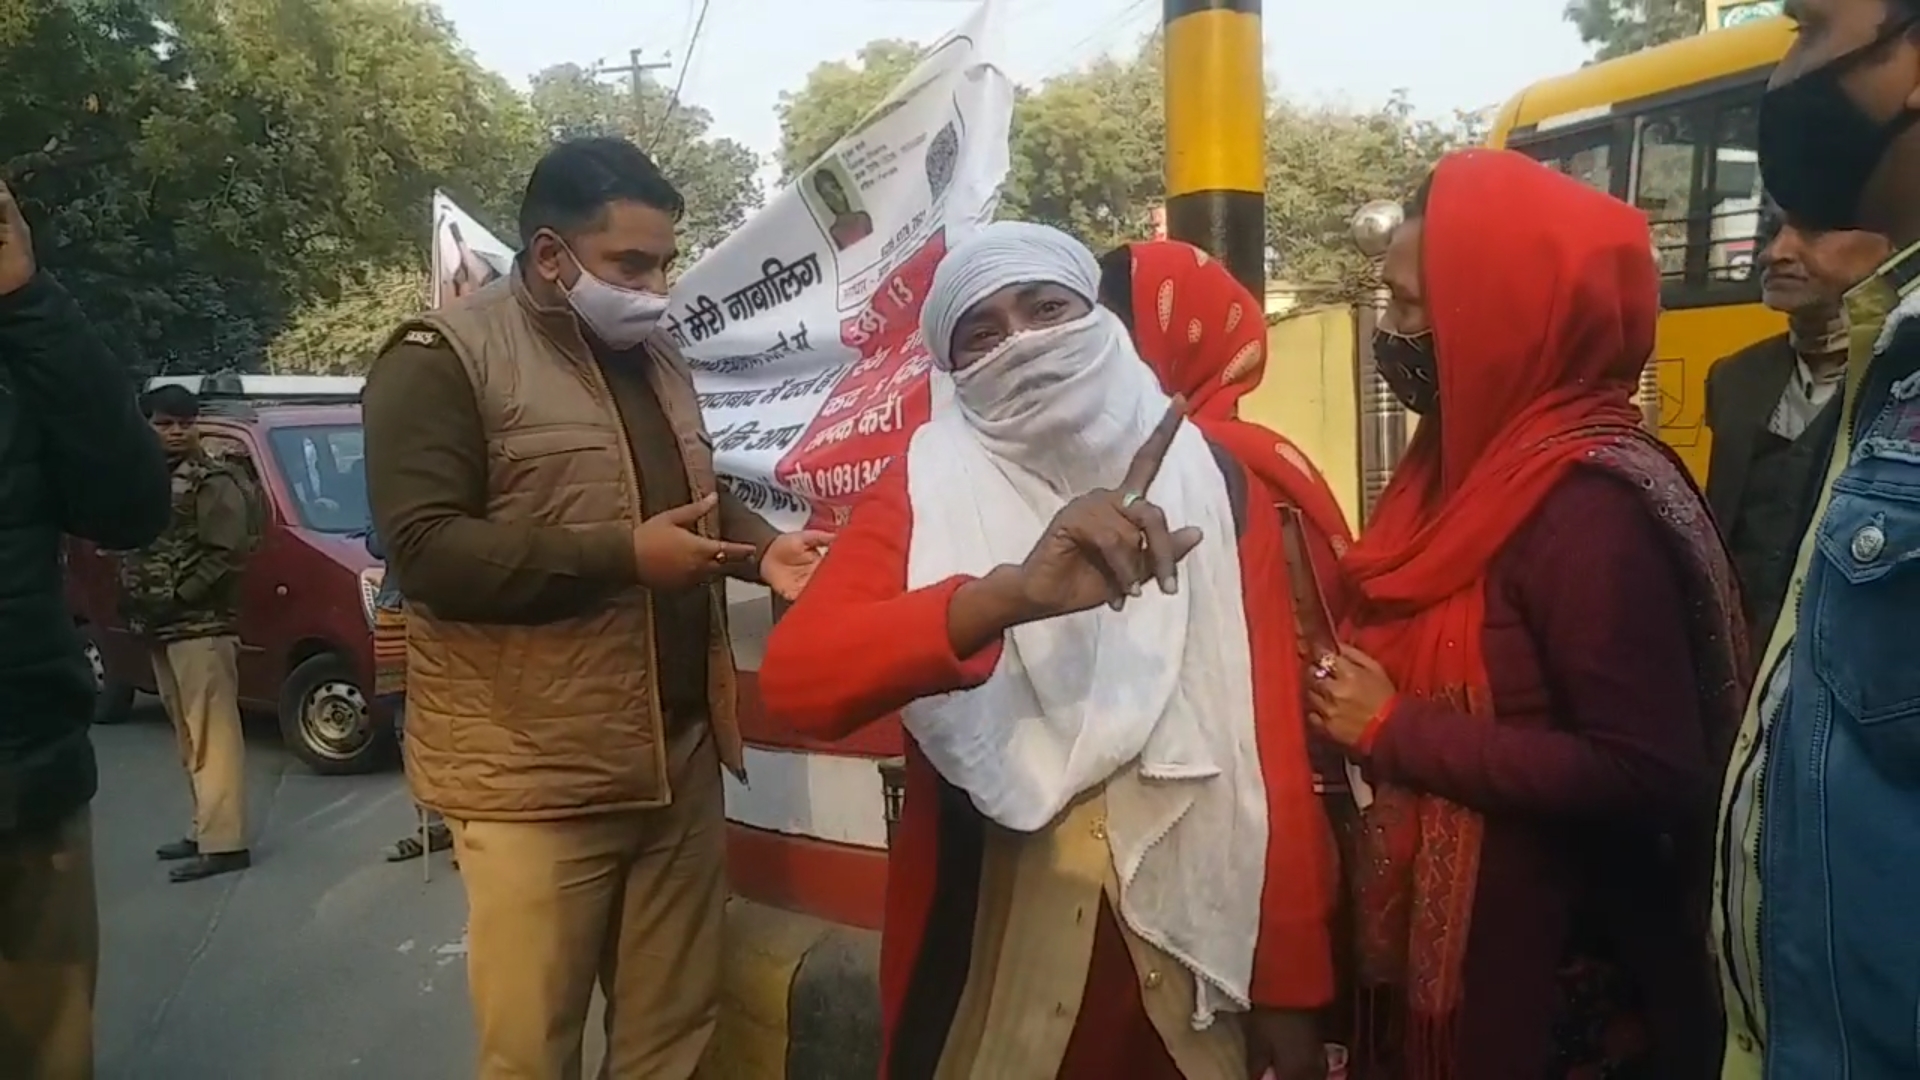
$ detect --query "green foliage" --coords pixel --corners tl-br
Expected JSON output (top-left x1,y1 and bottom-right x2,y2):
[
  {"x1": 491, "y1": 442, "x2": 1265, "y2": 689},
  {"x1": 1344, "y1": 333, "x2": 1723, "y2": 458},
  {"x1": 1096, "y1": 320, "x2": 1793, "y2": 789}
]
[
  {"x1": 774, "y1": 39, "x2": 925, "y2": 182},
  {"x1": 1002, "y1": 48, "x2": 1165, "y2": 255},
  {"x1": 256, "y1": 61, "x2": 761, "y2": 373},
  {"x1": 772, "y1": 34, "x2": 1477, "y2": 298},
  {"x1": 1, "y1": 0, "x2": 283, "y2": 372},
  {"x1": 1, "y1": 0, "x2": 760, "y2": 375},
  {"x1": 267, "y1": 262, "x2": 427, "y2": 374},
  {"x1": 1266, "y1": 94, "x2": 1483, "y2": 298},
  {"x1": 1563, "y1": 0, "x2": 1706, "y2": 61},
  {"x1": 0, "y1": 0, "x2": 530, "y2": 373},
  {"x1": 527, "y1": 63, "x2": 761, "y2": 258}
]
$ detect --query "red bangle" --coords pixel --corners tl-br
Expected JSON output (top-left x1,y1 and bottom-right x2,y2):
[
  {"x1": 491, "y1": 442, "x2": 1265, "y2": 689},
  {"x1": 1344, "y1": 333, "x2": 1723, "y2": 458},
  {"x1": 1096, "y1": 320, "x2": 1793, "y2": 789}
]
[{"x1": 1354, "y1": 694, "x2": 1398, "y2": 756}]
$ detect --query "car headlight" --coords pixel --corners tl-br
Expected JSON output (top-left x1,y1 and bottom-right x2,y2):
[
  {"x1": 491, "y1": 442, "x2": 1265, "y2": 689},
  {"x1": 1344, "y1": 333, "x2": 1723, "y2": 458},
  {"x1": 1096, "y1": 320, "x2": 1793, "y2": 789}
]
[{"x1": 359, "y1": 567, "x2": 385, "y2": 629}]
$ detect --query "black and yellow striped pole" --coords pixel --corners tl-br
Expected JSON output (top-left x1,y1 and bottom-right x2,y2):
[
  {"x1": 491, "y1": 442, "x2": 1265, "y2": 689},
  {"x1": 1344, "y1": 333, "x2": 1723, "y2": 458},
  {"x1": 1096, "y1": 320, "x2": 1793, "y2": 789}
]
[{"x1": 1163, "y1": 0, "x2": 1265, "y2": 296}]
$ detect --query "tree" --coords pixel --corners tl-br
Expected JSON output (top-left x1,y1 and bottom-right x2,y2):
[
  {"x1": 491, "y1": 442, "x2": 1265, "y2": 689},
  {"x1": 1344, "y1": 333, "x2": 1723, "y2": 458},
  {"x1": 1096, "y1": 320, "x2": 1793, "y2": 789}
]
[
  {"x1": 1564, "y1": 0, "x2": 1705, "y2": 61},
  {"x1": 4, "y1": 0, "x2": 759, "y2": 374},
  {"x1": 773, "y1": 40, "x2": 925, "y2": 181},
  {"x1": 1, "y1": 0, "x2": 543, "y2": 373},
  {"x1": 1265, "y1": 93, "x2": 1479, "y2": 298},
  {"x1": 1002, "y1": 48, "x2": 1165, "y2": 255},
  {"x1": 0, "y1": 0, "x2": 283, "y2": 371},
  {"x1": 268, "y1": 262, "x2": 428, "y2": 374},
  {"x1": 528, "y1": 63, "x2": 762, "y2": 257},
  {"x1": 153, "y1": 0, "x2": 543, "y2": 299}
]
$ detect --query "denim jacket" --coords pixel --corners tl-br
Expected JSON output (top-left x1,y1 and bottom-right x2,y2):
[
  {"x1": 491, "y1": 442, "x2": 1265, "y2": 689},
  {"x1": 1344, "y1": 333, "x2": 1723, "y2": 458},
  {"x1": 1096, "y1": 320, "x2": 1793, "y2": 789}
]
[{"x1": 1715, "y1": 247, "x2": 1920, "y2": 1080}]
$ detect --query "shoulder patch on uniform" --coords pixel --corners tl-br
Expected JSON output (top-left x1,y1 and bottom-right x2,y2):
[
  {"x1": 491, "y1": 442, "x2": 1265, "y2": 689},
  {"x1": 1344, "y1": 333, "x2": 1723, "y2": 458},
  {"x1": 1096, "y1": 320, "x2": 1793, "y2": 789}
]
[{"x1": 403, "y1": 328, "x2": 441, "y2": 347}]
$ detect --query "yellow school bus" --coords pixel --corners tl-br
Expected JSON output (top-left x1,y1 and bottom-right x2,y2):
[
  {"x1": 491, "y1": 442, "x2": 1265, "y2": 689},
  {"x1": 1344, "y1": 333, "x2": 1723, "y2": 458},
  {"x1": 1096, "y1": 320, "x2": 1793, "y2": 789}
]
[{"x1": 1486, "y1": 18, "x2": 1794, "y2": 481}]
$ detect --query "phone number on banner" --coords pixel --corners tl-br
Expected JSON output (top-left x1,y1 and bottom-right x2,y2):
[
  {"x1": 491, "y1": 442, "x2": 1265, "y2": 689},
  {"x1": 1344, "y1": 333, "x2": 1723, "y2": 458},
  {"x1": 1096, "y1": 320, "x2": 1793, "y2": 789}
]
[{"x1": 787, "y1": 456, "x2": 895, "y2": 502}]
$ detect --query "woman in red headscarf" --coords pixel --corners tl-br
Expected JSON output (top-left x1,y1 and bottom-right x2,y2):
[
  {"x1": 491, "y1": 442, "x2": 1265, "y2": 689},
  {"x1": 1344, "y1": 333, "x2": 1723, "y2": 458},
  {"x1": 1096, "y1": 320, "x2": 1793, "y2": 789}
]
[
  {"x1": 1097, "y1": 240, "x2": 1353, "y2": 561},
  {"x1": 1098, "y1": 243, "x2": 1362, "y2": 936},
  {"x1": 1303, "y1": 150, "x2": 1747, "y2": 1080}
]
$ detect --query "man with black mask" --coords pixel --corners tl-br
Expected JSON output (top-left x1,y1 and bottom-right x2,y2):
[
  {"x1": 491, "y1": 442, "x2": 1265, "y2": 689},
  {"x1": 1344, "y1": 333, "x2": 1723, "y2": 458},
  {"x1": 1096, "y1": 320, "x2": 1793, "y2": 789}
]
[
  {"x1": 1713, "y1": 1, "x2": 1920, "y2": 1077},
  {"x1": 1703, "y1": 202, "x2": 1887, "y2": 658}
]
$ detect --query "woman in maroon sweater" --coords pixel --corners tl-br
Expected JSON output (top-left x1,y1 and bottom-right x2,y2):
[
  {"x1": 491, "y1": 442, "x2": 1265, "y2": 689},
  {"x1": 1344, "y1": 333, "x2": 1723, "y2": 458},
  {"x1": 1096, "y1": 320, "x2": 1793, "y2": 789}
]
[{"x1": 1305, "y1": 150, "x2": 1748, "y2": 1080}]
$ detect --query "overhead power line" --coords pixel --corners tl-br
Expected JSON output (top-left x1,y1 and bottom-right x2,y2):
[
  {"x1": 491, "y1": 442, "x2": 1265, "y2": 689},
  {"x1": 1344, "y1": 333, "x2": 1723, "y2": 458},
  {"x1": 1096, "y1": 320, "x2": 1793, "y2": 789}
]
[{"x1": 655, "y1": 0, "x2": 713, "y2": 168}]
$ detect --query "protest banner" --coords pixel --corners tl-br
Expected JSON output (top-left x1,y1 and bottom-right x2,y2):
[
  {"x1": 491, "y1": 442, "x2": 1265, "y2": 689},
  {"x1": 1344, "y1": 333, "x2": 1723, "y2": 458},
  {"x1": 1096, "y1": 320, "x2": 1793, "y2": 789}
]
[
  {"x1": 429, "y1": 193, "x2": 513, "y2": 309},
  {"x1": 667, "y1": 1, "x2": 1012, "y2": 530}
]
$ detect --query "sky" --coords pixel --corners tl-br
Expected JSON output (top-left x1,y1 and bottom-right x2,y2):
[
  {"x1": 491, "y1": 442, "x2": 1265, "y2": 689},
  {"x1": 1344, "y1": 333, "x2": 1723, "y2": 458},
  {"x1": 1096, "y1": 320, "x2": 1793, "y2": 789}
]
[{"x1": 434, "y1": 0, "x2": 1597, "y2": 185}]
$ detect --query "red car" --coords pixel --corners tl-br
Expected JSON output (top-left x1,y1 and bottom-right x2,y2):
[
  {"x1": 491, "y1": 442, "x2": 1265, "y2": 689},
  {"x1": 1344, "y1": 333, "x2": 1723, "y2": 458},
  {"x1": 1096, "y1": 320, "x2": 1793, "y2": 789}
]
[{"x1": 66, "y1": 374, "x2": 393, "y2": 775}]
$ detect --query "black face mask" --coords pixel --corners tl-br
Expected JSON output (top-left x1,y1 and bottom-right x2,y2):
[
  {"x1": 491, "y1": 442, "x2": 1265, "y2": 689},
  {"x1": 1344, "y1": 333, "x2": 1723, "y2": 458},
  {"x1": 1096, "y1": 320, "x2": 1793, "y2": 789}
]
[
  {"x1": 1759, "y1": 18, "x2": 1920, "y2": 232},
  {"x1": 1373, "y1": 329, "x2": 1439, "y2": 416}
]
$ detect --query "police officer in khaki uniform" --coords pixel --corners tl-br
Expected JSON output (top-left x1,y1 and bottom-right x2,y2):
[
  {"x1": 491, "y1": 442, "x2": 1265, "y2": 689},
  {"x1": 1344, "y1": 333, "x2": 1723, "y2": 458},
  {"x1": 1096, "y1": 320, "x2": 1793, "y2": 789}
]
[{"x1": 123, "y1": 384, "x2": 255, "y2": 883}]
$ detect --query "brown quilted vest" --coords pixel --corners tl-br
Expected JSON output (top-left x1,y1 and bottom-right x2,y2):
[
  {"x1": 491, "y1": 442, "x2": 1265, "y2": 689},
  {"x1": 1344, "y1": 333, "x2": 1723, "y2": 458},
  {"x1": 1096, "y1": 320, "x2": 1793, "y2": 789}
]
[{"x1": 383, "y1": 273, "x2": 743, "y2": 820}]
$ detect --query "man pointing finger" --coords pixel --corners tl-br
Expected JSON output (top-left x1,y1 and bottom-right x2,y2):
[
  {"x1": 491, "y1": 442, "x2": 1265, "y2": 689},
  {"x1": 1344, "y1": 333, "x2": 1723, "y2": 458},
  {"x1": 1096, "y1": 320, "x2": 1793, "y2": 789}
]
[{"x1": 363, "y1": 137, "x2": 822, "y2": 1080}]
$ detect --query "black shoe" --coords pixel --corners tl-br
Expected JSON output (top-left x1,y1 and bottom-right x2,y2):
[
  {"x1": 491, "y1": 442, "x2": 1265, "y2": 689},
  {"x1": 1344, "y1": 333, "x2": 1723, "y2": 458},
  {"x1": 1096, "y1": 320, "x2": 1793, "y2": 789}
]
[
  {"x1": 156, "y1": 838, "x2": 199, "y2": 862},
  {"x1": 169, "y1": 850, "x2": 251, "y2": 883}
]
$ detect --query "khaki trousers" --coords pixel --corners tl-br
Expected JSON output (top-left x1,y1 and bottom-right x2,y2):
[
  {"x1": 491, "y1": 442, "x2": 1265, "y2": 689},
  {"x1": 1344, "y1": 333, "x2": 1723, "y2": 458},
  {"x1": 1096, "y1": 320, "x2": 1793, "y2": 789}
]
[
  {"x1": 151, "y1": 636, "x2": 247, "y2": 853},
  {"x1": 0, "y1": 809, "x2": 98, "y2": 1079},
  {"x1": 448, "y1": 722, "x2": 725, "y2": 1080}
]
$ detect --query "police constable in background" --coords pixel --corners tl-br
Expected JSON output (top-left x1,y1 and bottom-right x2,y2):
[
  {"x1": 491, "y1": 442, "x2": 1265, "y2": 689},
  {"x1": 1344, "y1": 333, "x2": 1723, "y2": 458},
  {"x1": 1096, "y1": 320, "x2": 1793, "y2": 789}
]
[
  {"x1": 123, "y1": 383, "x2": 259, "y2": 884},
  {"x1": 1703, "y1": 202, "x2": 1888, "y2": 657},
  {"x1": 0, "y1": 181, "x2": 170, "y2": 1077}
]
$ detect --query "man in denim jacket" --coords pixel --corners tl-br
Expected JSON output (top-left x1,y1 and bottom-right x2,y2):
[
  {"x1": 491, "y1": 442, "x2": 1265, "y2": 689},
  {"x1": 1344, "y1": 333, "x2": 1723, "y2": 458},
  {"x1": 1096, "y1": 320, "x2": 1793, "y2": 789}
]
[{"x1": 1713, "y1": 0, "x2": 1920, "y2": 1076}]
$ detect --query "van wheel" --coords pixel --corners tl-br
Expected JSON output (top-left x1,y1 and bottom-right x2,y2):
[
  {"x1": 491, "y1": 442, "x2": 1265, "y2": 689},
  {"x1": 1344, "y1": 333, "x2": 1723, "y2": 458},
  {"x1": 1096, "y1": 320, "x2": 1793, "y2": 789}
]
[
  {"x1": 82, "y1": 626, "x2": 135, "y2": 725},
  {"x1": 278, "y1": 653, "x2": 389, "y2": 775}
]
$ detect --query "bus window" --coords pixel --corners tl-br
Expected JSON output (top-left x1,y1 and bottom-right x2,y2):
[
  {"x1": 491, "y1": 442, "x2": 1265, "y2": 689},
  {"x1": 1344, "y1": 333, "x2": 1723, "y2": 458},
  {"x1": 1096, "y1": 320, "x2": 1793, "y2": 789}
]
[
  {"x1": 1510, "y1": 126, "x2": 1624, "y2": 200},
  {"x1": 1484, "y1": 17, "x2": 1792, "y2": 482},
  {"x1": 1707, "y1": 102, "x2": 1763, "y2": 283},
  {"x1": 1541, "y1": 143, "x2": 1613, "y2": 193},
  {"x1": 1634, "y1": 111, "x2": 1701, "y2": 283}
]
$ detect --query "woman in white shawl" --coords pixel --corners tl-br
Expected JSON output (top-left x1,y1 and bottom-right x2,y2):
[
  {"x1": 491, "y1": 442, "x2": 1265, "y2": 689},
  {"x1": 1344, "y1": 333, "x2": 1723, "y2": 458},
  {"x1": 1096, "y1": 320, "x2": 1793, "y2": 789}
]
[{"x1": 760, "y1": 222, "x2": 1334, "y2": 1080}]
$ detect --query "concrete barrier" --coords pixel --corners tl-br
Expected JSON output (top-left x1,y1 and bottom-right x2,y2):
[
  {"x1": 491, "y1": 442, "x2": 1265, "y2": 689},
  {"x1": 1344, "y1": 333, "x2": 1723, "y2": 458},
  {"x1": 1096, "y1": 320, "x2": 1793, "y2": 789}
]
[{"x1": 699, "y1": 898, "x2": 882, "y2": 1080}]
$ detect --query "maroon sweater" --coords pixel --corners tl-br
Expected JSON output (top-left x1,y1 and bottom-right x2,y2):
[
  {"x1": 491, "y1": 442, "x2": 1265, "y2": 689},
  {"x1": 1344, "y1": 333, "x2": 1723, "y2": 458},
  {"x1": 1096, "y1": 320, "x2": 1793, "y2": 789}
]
[{"x1": 1365, "y1": 468, "x2": 1721, "y2": 1080}]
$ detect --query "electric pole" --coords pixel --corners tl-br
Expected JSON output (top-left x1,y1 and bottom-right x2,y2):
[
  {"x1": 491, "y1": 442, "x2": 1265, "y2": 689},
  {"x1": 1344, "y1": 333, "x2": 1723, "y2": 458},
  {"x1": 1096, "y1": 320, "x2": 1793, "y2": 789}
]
[
  {"x1": 593, "y1": 49, "x2": 671, "y2": 141},
  {"x1": 1163, "y1": 0, "x2": 1265, "y2": 297}
]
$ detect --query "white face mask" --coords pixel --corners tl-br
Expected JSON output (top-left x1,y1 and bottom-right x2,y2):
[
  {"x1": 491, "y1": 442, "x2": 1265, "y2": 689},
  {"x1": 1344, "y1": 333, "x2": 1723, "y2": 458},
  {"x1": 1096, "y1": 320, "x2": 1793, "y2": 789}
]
[
  {"x1": 559, "y1": 245, "x2": 670, "y2": 350},
  {"x1": 948, "y1": 309, "x2": 1165, "y2": 494}
]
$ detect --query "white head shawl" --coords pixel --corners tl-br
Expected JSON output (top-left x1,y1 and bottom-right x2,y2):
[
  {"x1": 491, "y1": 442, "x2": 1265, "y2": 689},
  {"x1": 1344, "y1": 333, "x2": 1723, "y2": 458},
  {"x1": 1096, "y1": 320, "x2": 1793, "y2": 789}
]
[
  {"x1": 920, "y1": 221, "x2": 1103, "y2": 371},
  {"x1": 914, "y1": 222, "x2": 1158, "y2": 496},
  {"x1": 900, "y1": 221, "x2": 1269, "y2": 1029}
]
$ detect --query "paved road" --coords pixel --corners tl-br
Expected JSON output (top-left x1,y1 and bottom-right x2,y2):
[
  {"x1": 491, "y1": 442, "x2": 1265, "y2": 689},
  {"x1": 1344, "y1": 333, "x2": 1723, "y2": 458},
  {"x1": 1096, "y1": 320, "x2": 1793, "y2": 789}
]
[{"x1": 90, "y1": 701, "x2": 605, "y2": 1079}]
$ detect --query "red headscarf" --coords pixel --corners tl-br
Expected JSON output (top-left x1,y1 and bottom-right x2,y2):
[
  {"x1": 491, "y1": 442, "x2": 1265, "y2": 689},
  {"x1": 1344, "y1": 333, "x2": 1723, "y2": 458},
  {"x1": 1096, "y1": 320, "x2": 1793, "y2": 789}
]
[
  {"x1": 1340, "y1": 150, "x2": 1728, "y2": 1076},
  {"x1": 1120, "y1": 240, "x2": 1353, "y2": 549}
]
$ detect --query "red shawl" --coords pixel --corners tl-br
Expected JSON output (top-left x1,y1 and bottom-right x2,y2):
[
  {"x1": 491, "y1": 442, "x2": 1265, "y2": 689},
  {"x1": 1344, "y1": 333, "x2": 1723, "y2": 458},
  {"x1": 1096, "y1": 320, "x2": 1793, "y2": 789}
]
[
  {"x1": 1338, "y1": 149, "x2": 1739, "y2": 1077},
  {"x1": 1122, "y1": 240, "x2": 1354, "y2": 551}
]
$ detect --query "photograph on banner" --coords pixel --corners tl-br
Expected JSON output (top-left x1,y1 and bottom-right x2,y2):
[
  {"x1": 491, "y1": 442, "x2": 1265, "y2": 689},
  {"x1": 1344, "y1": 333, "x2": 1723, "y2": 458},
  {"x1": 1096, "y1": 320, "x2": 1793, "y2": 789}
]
[
  {"x1": 430, "y1": 191, "x2": 514, "y2": 309},
  {"x1": 667, "y1": 0, "x2": 1013, "y2": 532},
  {"x1": 801, "y1": 159, "x2": 876, "y2": 253}
]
